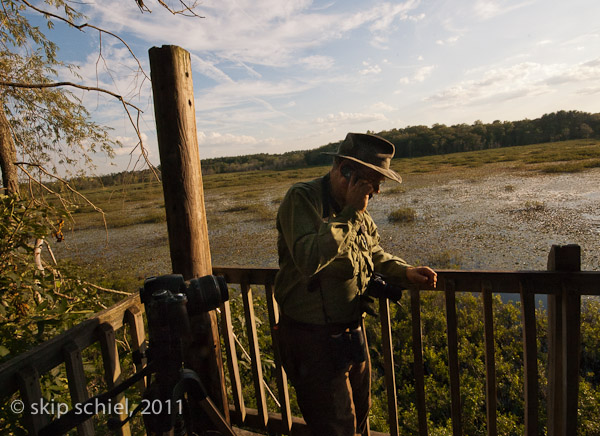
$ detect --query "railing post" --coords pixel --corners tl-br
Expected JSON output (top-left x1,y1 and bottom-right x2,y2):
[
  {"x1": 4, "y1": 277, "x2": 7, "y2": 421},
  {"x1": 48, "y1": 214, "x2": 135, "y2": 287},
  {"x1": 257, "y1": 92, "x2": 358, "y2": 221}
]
[
  {"x1": 547, "y1": 244, "x2": 581, "y2": 436},
  {"x1": 148, "y1": 45, "x2": 229, "y2": 423}
]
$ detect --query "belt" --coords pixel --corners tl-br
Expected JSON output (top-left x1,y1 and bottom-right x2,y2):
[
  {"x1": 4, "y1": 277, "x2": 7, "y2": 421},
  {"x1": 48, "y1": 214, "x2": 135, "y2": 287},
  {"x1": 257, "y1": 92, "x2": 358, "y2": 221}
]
[{"x1": 279, "y1": 312, "x2": 361, "y2": 334}]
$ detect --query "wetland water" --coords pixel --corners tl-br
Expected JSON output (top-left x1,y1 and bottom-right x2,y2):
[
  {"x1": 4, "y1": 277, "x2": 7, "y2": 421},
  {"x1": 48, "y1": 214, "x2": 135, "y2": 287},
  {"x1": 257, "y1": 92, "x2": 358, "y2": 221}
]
[{"x1": 53, "y1": 168, "x2": 600, "y2": 286}]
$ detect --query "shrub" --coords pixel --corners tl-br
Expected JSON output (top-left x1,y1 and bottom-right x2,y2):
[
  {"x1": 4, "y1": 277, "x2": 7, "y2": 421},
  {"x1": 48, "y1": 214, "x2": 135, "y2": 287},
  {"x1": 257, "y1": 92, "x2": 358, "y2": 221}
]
[
  {"x1": 388, "y1": 207, "x2": 417, "y2": 223},
  {"x1": 523, "y1": 200, "x2": 544, "y2": 211}
]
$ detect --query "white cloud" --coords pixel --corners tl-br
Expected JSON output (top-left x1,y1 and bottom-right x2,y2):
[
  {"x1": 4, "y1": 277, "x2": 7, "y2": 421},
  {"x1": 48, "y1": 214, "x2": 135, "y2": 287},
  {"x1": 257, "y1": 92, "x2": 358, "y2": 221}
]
[
  {"x1": 299, "y1": 55, "x2": 335, "y2": 70},
  {"x1": 473, "y1": 0, "x2": 533, "y2": 20},
  {"x1": 436, "y1": 35, "x2": 460, "y2": 46},
  {"x1": 316, "y1": 112, "x2": 387, "y2": 125},
  {"x1": 195, "y1": 78, "x2": 312, "y2": 113},
  {"x1": 87, "y1": 0, "x2": 423, "y2": 67},
  {"x1": 425, "y1": 58, "x2": 600, "y2": 108},
  {"x1": 414, "y1": 65, "x2": 435, "y2": 82},
  {"x1": 371, "y1": 102, "x2": 396, "y2": 112},
  {"x1": 197, "y1": 131, "x2": 280, "y2": 157},
  {"x1": 359, "y1": 62, "x2": 382, "y2": 75},
  {"x1": 198, "y1": 131, "x2": 259, "y2": 146},
  {"x1": 113, "y1": 133, "x2": 150, "y2": 156},
  {"x1": 399, "y1": 65, "x2": 435, "y2": 84},
  {"x1": 576, "y1": 86, "x2": 600, "y2": 95}
]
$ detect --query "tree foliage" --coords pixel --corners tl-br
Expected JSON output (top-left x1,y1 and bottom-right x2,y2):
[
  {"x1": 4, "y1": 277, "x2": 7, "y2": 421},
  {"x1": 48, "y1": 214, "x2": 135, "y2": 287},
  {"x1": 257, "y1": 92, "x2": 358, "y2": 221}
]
[
  {"x1": 0, "y1": 194, "x2": 109, "y2": 362},
  {"x1": 0, "y1": 0, "x2": 118, "y2": 182}
]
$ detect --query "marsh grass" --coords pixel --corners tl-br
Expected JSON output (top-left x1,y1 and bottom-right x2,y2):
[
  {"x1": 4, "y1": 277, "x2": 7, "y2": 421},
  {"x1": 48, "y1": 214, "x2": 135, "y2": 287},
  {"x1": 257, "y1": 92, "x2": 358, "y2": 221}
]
[
  {"x1": 541, "y1": 159, "x2": 600, "y2": 173},
  {"x1": 221, "y1": 203, "x2": 275, "y2": 221},
  {"x1": 64, "y1": 139, "x2": 599, "y2": 232},
  {"x1": 222, "y1": 205, "x2": 251, "y2": 213},
  {"x1": 388, "y1": 207, "x2": 417, "y2": 223},
  {"x1": 425, "y1": 249, "x2": 463, "y2": 269},
  {"x1": 523, "y1": 200, "x2": 545, "y2": 211},
  {"x1": 382, "y1": 185, "x2": 406, "y2": 196},
  {"x1": 108, "y1": 210, "x2": 166, "y2": 228},
  {"x1": 389, "y1": 139, "x2": 600, "y2": 177}
]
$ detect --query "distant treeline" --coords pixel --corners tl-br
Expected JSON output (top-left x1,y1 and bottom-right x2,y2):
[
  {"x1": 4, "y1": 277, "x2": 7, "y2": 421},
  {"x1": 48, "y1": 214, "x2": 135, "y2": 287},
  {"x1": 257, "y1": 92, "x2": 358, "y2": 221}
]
[
  {"x1": 64, "y1": 110, "x2": 600, "y2": 189},
  {"x1": 201, "y1": 110, "x2": 600, "y2": 174},
  {"x1": 64, "y1": 168, "x2": 159, "y2": 191}
]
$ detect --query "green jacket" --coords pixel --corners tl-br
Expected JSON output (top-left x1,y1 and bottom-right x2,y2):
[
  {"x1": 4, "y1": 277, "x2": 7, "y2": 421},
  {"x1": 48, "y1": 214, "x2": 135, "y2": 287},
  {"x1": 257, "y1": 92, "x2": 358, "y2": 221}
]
[{"x1": 274, "y1": 174, "x2": 411, "y2": 324}]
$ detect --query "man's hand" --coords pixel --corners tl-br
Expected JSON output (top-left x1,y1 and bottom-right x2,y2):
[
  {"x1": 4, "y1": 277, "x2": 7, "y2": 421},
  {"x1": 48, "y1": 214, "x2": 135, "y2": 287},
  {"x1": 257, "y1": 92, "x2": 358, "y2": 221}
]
[
  {"x1": 345, "y1": 173, "x2": 374, "y2": 212},
  {"x1": 406, "y1": 266, "x2": 437, "y2": 288}
]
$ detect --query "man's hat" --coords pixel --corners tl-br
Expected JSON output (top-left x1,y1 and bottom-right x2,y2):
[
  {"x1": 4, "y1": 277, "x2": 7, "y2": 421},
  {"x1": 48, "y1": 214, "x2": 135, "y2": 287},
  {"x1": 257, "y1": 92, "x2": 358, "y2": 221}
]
[{"x1": 324, "y1": 132, "x2": 402, "y2": 183}]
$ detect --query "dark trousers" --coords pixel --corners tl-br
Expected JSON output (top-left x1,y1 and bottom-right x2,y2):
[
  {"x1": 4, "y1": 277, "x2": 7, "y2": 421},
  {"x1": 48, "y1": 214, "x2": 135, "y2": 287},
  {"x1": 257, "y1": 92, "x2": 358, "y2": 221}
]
[{"x1": 278, "y1": 316, "x2": 371, "y2": 436}]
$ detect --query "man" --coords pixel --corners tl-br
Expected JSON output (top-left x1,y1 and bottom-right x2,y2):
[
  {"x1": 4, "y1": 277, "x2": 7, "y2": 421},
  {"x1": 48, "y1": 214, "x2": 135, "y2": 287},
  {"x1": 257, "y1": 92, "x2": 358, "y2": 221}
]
[{"x1": 274, "y1": 132, "x2": 437, "y2": 436}]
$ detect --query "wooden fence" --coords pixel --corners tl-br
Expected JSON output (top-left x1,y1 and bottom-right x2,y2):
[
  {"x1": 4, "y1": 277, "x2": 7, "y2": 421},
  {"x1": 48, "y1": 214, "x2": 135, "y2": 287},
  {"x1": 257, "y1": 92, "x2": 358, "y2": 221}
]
[{"x1": 1, "y1": 245, "x2": 599, "y2": 435}]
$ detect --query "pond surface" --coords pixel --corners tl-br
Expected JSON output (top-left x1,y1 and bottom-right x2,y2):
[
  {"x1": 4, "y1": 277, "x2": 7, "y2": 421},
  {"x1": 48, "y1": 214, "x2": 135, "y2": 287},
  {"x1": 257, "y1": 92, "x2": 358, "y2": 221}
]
[{"x1": 52, "y1": 168, "x2": 600, "y2": 286}]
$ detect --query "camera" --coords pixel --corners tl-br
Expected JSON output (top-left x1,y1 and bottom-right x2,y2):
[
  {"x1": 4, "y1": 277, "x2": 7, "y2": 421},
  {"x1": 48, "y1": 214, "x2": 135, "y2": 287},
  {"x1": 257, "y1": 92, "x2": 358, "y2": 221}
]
[
  {"x1": 365, "y1": 273, "x2": 404, "y2": 302},
  {"x1": 141, "y1": 273, "x2": 229, "y2": 316}
]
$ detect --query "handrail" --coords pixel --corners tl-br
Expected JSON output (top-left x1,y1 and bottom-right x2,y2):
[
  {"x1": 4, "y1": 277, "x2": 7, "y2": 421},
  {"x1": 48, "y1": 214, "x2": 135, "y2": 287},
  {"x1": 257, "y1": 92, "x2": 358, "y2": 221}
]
[
  {"x1": 1, "y1": 245, "x2": 599, "y2": 435},
  {"x1": 0, "y1": 293, "x2": 146, "y2": 435},
  {"x1": 213, "y1": 246, "x2": 599, "y2": 436}
]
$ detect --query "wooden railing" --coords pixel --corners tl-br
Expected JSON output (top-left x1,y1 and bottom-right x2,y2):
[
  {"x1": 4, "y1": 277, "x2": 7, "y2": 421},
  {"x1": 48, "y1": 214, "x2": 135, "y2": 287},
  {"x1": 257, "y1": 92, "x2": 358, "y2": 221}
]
[
  {"x1": 214, "y1": 244, "x2": 600, "y2": 436},
  {"x1": 1, "y1": 244, "x2": 599, "y2": 435},
  {"x1": 0, "y1": 293, "x2": 146, "y2": 436}
]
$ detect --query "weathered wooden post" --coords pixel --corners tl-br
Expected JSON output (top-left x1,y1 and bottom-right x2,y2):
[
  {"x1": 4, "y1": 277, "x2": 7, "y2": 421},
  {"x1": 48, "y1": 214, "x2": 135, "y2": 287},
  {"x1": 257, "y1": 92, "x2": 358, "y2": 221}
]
[
  {"x1": 547, "y1": 244, "x2": 581, "y2": 436},
  {"x1": 148, "y1": 45, "x2": 229, "y2": 423}
]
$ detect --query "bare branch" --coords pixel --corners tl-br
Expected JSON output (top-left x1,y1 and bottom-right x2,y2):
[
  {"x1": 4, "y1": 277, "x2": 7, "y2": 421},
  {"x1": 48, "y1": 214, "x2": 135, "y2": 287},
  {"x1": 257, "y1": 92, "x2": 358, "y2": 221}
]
[
  {"x1": 155, "y1": 0, "x2": 205, "y2": 17},
  {"x1": 0, "y1": 80, "x2": 142, "y2": 112},
  {"x1": 133, "y1": 0, "x2": 205, "y2": 17},
  {"x1": 18, "y1": 0, "x2": 150, "y2": 81},
  {"x1": 3, "y1": 80, "x2": 160, "y2": 180},
  {"x1": 83, "y1": 281, "x2": 133, "y2": 296},
  {"x1": 15, "y1": 162, "x2": 110, "y2": 243}
]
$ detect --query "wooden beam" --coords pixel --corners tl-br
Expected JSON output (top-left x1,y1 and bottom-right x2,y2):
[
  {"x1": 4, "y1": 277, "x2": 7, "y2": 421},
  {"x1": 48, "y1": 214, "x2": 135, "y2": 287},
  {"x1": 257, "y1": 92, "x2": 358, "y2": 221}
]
[
  {"x1": 520, "y1": 279, "x2": 538, "y2": 436},
  {"x1": 63, "y1": 341, "x2": 95, "y2": 436},
  {"x1": 380, "y1": 297, "x2": 399, "y2": 436},
  {"x1": 265, "y1": 281, "x2": 293, "y2": 433},
  {"x1": 18, "y1": 366, "x2": 49, "y2": 435},
  {"x1": 547, "y1": 244, "x2": 581, "y2": 436},
  {"x1": 410, "y1": 289, "x2": 428, "y2": 436},
  {"x1": 444, "y1": 279, "x2": 462, "y2": 436},
  {"x1": 97, "y1": 323, "x2": 130, "y2": 436},
  {"x1": 241, "y1": 282, "x2": 268, "y2": 427},
  {"x1": 482, "y1": 281, "x2": 497, "y2": 436},
  {"x1": 148, "y1": 44, "x2": 228, "y2": 418}
]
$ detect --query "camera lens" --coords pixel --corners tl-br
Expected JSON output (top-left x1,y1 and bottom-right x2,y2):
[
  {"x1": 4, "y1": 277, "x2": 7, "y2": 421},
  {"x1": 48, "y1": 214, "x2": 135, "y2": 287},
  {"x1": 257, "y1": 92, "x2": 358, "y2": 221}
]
[{"x1": 185, "y1": 274, "x2": 229, "y2": 315}]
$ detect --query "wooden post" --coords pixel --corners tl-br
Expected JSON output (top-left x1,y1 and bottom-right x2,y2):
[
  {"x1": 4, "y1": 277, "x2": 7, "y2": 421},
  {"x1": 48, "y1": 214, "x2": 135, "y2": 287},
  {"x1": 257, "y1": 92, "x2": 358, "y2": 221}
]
[
  {"x1": 547, "y1": 244, "x2": 581, "y2": 436},
  {"x1": 148, "y1": 45, "x2": 229, "y2": 422}
]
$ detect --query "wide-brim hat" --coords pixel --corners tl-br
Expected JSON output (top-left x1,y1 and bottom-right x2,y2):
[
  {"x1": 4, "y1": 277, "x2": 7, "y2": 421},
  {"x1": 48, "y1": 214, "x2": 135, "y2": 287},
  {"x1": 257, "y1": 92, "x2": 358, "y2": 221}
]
[{"x1": 323, "y1": 132, "x2": 402, "y2": 183}]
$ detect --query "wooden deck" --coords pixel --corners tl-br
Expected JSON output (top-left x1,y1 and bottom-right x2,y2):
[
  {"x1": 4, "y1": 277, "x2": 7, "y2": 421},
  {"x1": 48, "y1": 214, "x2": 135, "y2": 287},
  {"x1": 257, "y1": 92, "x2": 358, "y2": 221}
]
[{"x1": 1, "y1": 245, "x2": 599, "y2": 435}]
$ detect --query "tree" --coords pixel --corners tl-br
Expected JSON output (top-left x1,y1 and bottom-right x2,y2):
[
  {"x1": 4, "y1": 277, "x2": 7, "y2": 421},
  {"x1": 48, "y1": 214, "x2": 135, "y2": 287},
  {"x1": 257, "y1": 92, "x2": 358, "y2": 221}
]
[
  {"x1": 0, "y1": 0, "x2": 202, "y2": 197},
  {"x1": 0, "y1": 0, "x2": 203, "y2": 369}
]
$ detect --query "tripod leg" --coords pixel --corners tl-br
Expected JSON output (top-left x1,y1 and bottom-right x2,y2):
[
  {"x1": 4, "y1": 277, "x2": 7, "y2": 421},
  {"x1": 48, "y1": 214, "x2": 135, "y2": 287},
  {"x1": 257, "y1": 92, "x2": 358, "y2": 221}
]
[{"x1": 198, "y1": 397, "x2": 238, "y2": 436}]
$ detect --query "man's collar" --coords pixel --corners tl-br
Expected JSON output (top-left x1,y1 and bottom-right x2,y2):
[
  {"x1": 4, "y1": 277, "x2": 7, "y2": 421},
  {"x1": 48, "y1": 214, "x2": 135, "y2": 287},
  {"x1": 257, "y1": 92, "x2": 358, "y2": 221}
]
[{"x1": 322, "y1": 173, "x2": 342, "y2": 217}]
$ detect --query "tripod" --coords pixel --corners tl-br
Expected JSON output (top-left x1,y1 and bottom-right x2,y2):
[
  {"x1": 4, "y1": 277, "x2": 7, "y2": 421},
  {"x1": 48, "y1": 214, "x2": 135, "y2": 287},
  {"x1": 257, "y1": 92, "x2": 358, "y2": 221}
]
[
  {"x1": 141, "y1": 289, "x2": 237, "y2": 436},
  {"x1": 40, "y1": 276, "x2": 237, "y2": 436}
]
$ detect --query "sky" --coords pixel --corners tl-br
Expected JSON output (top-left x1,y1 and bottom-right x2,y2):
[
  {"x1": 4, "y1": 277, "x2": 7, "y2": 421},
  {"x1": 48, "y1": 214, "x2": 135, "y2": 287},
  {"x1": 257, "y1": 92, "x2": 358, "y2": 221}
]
[{"x1": 37, "y1": 0, "x2": 600, "y2": 175}]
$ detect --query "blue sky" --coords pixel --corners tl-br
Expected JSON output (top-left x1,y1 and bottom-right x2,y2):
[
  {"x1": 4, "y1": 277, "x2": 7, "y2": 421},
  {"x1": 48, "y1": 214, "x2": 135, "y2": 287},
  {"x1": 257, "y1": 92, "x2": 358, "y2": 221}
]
[{"x1": 40, "y1": 0, "x2": 600, "y2": 174}]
